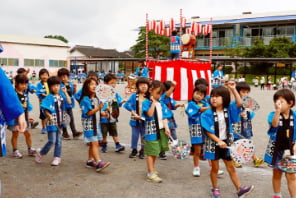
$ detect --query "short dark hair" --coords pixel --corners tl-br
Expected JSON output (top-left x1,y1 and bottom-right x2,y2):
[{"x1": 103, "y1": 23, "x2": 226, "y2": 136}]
[
  {"x1": 210, "y1": 86, "x2": 231, "y2": 108},
  {"x1": 57, "y1": 68, "x2": 70, "y2": 77},
  {"x1": 146, "y1": 80, "x2": 165, "y2": 99},
  {"x1": 163, "y1": 81, "x2": 174, "y2": 91},
  {"x1": 136, "y1": 77, "x2": 150, "y2": 93},
  {"x1": 236, "y1": 82, "x2": 251, "y2": 93},
  {"x1": 194, "y1": 78, "x2": 209, "y2": 87},
  {"x1": 104, "y1": 73, "x2": 117, "y2": 83},
  {"x1": 14, "y1": 74, "x2": 29, "y2": 84},
  {"x1": 47, "y1": 76, "x2": 60, "y2": 90},
  {"x1": 17, "y1": 68, "x2": 26, "y2": 74},
  {"x1": 39, "y1": 68, "x2": 49, "y2": 78},
  {"x1": 194, "y1": 84, "x2": 207, "y2": 96},
  {"x1": 273, "y1": 88, "x2": 295, "y2": 107},
  {"x1": 172, "y1": 30, "x2": 178, "y2": 36}
]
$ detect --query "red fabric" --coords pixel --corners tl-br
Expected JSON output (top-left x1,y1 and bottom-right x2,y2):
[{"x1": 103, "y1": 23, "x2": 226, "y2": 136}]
[
  {"x1": 147, "y1": 60, "x2": 212, "y2": 101},
  {"x1": 170, "y1": 18, "x2": 175, "y2": 30}
]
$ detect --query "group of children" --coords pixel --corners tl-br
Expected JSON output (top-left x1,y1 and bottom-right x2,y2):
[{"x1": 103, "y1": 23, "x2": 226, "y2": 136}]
[{"x1": 6, "y1": 67, "x2": 296, "y2": 198}]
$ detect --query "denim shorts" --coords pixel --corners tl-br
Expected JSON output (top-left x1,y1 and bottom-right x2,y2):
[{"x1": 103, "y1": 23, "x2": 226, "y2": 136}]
[{"x1": 83, "y1": 123, "x2": 103, "y2": 143}]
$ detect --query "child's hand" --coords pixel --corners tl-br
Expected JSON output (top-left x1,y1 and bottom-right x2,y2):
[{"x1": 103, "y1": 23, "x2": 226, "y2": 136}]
[
  {"x1": 165, "y1": 128, "x2": 171, "y2": 137},
  {"x1": 172, "y1": 81, "x2": 177, "y2": 86},
  {"x1": 240, "y1": 111, "x2": 246, "y2": 117},
  {"x1": 217, "y1": 140, "x2": 227, "y2": 149},
  {"x1": 98, "y1": 103, "x2": 104, "y2": 110},
  {"x1": 227, "y1": 80, "x2": 236, "y2": 90},
  {"x1": 101, "y1": 111, "x2": 109, "y2": 118},
  {"x1": 61, "y1": 87, "x2": 67, "y2": 93},
  {"x1": 275, "y1": 100, "x2": 282, "y2": 111},
  {"x1": 48, "y1": 115, "x2": 53, "y2": 122},
  {"x1": 150, "y1": 96, "x2": 156, "y2": 103}
]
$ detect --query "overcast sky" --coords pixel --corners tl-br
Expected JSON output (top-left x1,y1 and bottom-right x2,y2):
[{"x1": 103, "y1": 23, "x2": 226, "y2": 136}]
[{"x1": 1, "y1": 0, "x2": 296, "y2": 51}]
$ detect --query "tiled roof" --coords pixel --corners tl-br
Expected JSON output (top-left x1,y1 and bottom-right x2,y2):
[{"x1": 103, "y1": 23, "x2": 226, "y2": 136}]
[{"x1": 70, "y1": 45, "x2": 132, "y2": 58}]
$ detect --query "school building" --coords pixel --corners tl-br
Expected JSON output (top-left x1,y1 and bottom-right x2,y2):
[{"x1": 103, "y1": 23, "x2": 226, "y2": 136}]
[
  {"x1": 0, "y1": 34, "x2": 70, "y2": 76},
  {"x1": 192, "y1": 10, "x2": 296, "y2": 60}
]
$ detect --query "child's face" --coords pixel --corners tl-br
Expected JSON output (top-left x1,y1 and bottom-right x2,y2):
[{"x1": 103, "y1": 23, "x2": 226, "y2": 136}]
[
  {"x1": 50, "y1": 84, "x2": 60, "y2": 95},
  {"x1": 239, "y1": 89, "x2": 249, "y2": 97},
  {"x1": 60, "y1": 75, "x2": 69, "y2": 84},
  {"x1": 40, "y1": 73, "x2": 49, "y2": 82},
  {"x1": 210, "y1": 95, "x2": 223, "y2": 108},
  {"x1": 16, "y1": 83, "x2": 28, "y2": 92},
  {"x1": 88, "y1": 80, "x2": 98, "y2": 94},
  {"x1": 106, "y1": 79, "x2": 117, "y2": 88},
  {"x1": 193, "y1": 91, "x2": 205, "y2": 102},
  {"x1": 150, "y1": 87, "x2": 162, "y2": 101},
  {"x1": 275, "y1": 96, "x2": 293, "y2": 114},
  {"x1": 138, "y1": 83, "x2": 148, "y2": 94}
]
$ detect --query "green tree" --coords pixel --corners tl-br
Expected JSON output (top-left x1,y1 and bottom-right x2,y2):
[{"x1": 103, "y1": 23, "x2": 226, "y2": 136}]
[
  {"x1": 267, "y1": 37, "x2": 294, "y2": 58},
  {"x1": 131, "y1": 26, "x2": 170, "y2": 58},
  {"x1": 44, "y1": 35, "x2": 68, "y2": 43}
]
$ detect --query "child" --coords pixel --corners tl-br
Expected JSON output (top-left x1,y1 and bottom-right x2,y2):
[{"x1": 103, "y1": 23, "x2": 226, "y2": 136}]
[
  {"x1": 124, "y1": 77, "x2": 150, "y2": 159},
  {"x1": 16, "y1": 68, "x2": 39, "y2": 129},
  {"x1": 36, "y1": 69, "x2": 50, "y2": 134},
  {"x1": 74, "y1": 71, "x2": 98, "y2": 102},
  {"x1": 185, "y1": 85, "x2": 210, "y2": 176},
  {"x1": 142, "y1": 80, "x2": 171, "y2": 183},
  {"x1": 35, "y1": 76, "x2": 71, "y2": 166},
  {"x1": 57, "y1": 68, "x2": 82, "y2": 140},
  {"x1": 79, "y1": 78, "x2": 111, "y2": 172},
  {"x1": 100, "y1": 74, "x2": 126, "y2": 153},
  {"x1": 7, "y1": 74, "x2": 36, "y2": 158},
  {"x1": 159, "y1": 80, "x2": 184, "y2": 160},
  {"x1": 201, "y1": 83, "x2": 254, "y2": 198},
  {"x1": 264, "y1": 89, "x2": 296, "y2": 198},
  {"x1": 233, "y1": 82, "x2": 264, "y2": 168}
]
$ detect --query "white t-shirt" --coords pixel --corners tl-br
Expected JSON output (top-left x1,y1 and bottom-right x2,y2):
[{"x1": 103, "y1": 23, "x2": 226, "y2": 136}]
[
  {"x1": 155, "y1": 102, "x2": 163, "y2": 129},
  {"x1": 217, "y1": 111, "x2": 227, "y2": 140}
]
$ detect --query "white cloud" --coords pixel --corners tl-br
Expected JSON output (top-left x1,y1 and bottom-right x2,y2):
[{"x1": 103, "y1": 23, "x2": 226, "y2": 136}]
[{"x1": 1, "y1": 0, "x2": 296, "y2": 51}]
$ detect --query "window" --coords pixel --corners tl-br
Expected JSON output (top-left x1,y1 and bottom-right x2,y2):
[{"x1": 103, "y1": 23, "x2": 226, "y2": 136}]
[
  {"x1": 24, "y1": 59, "x2": 35, "y2": 67},
  {"x1": 35, "y1": 59, "x2": 44, "y2": 67},
  {"x1": 0, "y1": 58, "x2": 8, "y2": 65},
  {"x1": 7, "y1": 58, "x2": 19, "y2": 66},
  {"x1": 49, "y1": 59, "x2": 66, "y2": 67}
]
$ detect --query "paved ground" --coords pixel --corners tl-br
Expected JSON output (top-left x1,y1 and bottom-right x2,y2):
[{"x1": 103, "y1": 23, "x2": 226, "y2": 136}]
[{"x1": 0, "y1": 82, "x2": 292, "y2": 198}]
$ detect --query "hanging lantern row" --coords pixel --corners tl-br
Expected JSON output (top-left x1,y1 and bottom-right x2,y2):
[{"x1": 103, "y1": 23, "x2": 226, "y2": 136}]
[{"x1": 147, "y1": 17, "x2": 212, "y2": 37}]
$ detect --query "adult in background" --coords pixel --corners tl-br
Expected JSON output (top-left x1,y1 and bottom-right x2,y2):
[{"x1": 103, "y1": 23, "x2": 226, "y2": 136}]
[
  {"x1": 135, "y1": 61, "x2": 149, "y2": 78},
  {"x1": 170, "y1": 30, "x2": 181, "y2": 60},
  {"x1": 212, "y1": 64, "x2": 225, "y2": 88}
]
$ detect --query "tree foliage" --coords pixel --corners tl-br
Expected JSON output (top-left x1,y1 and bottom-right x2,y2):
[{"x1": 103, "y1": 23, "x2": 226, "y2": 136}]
[
  {"x1": 131, "y1": 26, "x2": 170, "y2": 58},
  {"x1": 44, "y1": 35, "x2": 69, "y2": 44}
]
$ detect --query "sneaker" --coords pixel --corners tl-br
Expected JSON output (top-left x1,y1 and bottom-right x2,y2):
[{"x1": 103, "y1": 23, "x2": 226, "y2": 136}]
[
  {"x1": 85, "y1": 159, "x2": 95, "y2": 168},
  {"x1": 28, "y1": 148, "x2": 36, "y2": 156},
  {"x1": 62, "y1": 133, "x2": 71, "y2": 140},
  {"x1": 193, "y1": 167, "x2": 200, "y2": 177},
  {"x1": 73, "y1": 132, "x2": 83, "y2": 140},
  {"x1": 253, "y1": 158, "x2": 264, "y2": 167},
  {"x1": 31, "y1": 121, "x2": 39, "y2": 129},
  {"x1": 218, "y1": 170, "x2": 224, "y2": 176},
  {"x1": 115, "y1": 143, "x2": 125, "y2": 152},
  {"x1": 12, "y1": 150, "x2": 23, "y2": 159},
  {"x1": 51, "y1": 157, "x2": 61, "y2": 166},
  {"x1": 273, "y1": 196, "x2": 282, "y2": 198},
  {"x1": 35, "y1": 148, "x2": 42, "y2": 163},
  {"x1": 138, "y1": 149, "x2": 145, "y2": 159},
  {"x1": 234, "y1": 161, "x2": 242, "y2": 168},
  {"x1": 159, "y1": 151, "x2": 167, "y2": 160},
  {"x1": 95, "y1": 161, "x2": 111, "y2": 172},
  {"x1": 210, "y1": 188, "x2": 221, "y2": 198},
  {"x1": 129, "y1": 149, "x2": 137, "y2": 158},
  {"x1": 237, "y1": 185, "x2": 254, "y2": 198},
  {"x1": 101, "y1": 143, "x2": 108, "y2": 153},
  {"x1": 147, "y1": 173, "x2": 162, "y2": 183},
  {"x1": 41, "y1": 128, "x2": 47, "y2": 134}
]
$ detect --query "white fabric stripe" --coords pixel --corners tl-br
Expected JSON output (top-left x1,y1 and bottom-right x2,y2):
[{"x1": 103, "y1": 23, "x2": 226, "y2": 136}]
[
  {"x1": 207, "y1": 70, "x2": 212, "y2": 91},
  {"x1": 200, "y1": 70, "x2": 206, "y2": 79},
  {"x1": 166, "y1": 68, "x2": 174, "y2": 81},
  {"x1": 155, "y1": 66, "x2": 162, "y2": 80},
  {"x1": 180, "y1": 68, "x2": 188, "y2": 101},
  {"x1": 191, "y1": 70, "x2": 198, "y2": 86}
]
